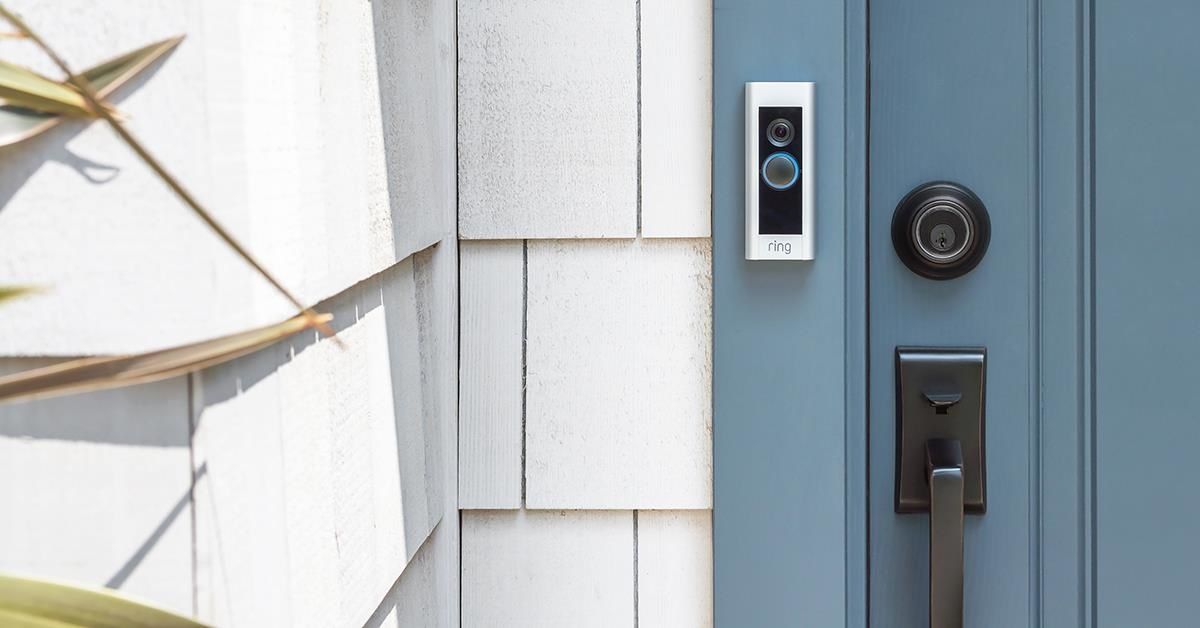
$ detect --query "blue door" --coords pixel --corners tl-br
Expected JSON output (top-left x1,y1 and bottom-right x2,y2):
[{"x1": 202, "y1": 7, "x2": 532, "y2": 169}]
[
  {"x1": 715, "y1": 0, "x2": 1200, "y2": 625},
  {"x1": 869, "y1": 1, "x2": 1200, "y2": 624}
]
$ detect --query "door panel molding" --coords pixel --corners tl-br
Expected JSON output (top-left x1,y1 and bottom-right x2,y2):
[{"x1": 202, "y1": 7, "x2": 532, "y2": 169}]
[{"x1": 1037, "y1": 0, "x2": 1092, "y2": 625}]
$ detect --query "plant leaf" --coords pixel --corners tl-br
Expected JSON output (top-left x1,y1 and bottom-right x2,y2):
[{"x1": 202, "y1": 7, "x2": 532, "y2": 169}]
[
  {"x1": 0, "y1": 312, "x2": 332, "y2": 405},
  {"x1": 0, "y1": 58, "x2": 92, "y2": 116},
  {"x1": 0, "y1": 35, "x2": 183, "y2": 147},
  {"x1": 0, "y1": 573, "x2": 207, "y2": 628},
  {"x1": 0, "y1": 285, "x2": 37, "y2": 305},
  {"x1": 79, "y1": 36, "x2": 185, "y2": 100}
]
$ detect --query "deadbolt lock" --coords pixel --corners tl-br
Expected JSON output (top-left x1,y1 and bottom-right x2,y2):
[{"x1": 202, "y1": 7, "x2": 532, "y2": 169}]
[{"x1": 891, "y1": 181, "x2": 991, "y2": 280}]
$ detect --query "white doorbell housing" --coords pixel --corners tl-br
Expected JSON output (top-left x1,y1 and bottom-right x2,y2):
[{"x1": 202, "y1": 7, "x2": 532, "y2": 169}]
[{"x1": 745, "y1": 82, "x2": 814, "y2": 260}]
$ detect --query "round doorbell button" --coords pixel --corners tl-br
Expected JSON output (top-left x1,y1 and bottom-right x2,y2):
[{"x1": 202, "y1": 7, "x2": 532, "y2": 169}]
[{"x1": 761, "y1": 152, "x2": 799, "y2": 191}]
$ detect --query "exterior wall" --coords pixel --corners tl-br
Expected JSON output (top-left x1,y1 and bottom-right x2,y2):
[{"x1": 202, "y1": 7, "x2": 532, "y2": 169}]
[
  {"x1": 0, "y1": 0, "x2": 712, "y2": 624},
  {"x1": 0, "y1": 1, "x2": 447, "y2": 356},
  {"x1": 457, "y1": 0, "x2": 714, "y2": 625},
  {"x1": 0, "y1": 1, "x2": 458, "y2": 626}
]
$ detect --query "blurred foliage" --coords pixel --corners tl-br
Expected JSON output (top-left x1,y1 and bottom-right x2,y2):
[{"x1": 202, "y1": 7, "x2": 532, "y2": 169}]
[
  {"x1": 0, "y1": 36, "x2": 182, "y2": 147},
  {"x1": 0, "y1": 573, "x2": 208, "y2": 628}
]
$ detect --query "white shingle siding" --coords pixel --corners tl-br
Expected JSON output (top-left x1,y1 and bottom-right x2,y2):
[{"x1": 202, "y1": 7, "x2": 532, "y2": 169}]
[
  {"x1": 0, "y1": 361, "x2": 194, "y2": 615},
  {"x1": 457, "y1": 0, "x2": 714, "y2": 623},
  {"x1": 0, "y1": 0, "x2": 712, "y2": 622},
  {"x1": 524, "y1": 238, "x2": 712, "y2": 509},
  {"x1": 0, "y1": 0, "x2": 449, "y2": 355},
  {"x1": 0, "y1": 0, "x2": 460, "y2": 625},
  {"x1": 457, "y1": 0, "x2": 639, "y2": 239},
  {"x1": 638, "y1": 510, "x2": 715, "y2": 628},
  {"x1": 459, "y1": 240, "x2": 526, "y2": 509},
  {"x1": 462, "y1": 510, "x2": 636, "y2": 627},
  {"x1": 641, "y1": 0, "x2": 714, "y2": 238},
  {"x1": 192, "y1": 257, "x2": 435, "y2": 627}
]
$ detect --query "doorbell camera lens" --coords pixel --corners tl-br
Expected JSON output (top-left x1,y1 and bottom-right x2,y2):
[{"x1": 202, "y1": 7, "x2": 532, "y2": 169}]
[{"x1": 767, "y1": 118, "x2": 794, "y2": 147}]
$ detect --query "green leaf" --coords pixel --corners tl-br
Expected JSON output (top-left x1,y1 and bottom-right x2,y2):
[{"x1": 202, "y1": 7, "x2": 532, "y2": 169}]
[
  {"x1": 0, "y1": 573, "x2": 207, "y2": 627},
  {"x1": 81, "y1": 36, "x2": 185, "y2": 100},
  {"x1": 0, "y1": 59, "x2": 92, "y2": 116},
  {"x1": 0, "y1": 285, "x2": 37, "y2": 305},
  {"x1": 0, "y1": 35, "x2": 183, "y2": 147}
]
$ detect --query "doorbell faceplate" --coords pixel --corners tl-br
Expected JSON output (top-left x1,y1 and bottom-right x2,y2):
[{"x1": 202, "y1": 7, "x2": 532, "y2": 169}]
[{"x1": 745, "y1": 82, "x2": 814, "y2": 260}]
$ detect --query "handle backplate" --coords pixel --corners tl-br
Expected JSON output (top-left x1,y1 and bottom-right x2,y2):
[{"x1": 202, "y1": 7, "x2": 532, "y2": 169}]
[{"x1": 895, "y1": 347, "x2": 987, "y2": 514}]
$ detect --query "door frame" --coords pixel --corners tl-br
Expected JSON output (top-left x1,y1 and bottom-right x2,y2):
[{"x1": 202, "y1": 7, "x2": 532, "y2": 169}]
[{"x1": 712, "y1": 0, "x2": 868, "y2": 625}]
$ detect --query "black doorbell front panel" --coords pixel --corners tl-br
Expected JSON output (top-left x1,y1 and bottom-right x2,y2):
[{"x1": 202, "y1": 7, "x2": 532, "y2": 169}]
[{"x1": 757, "y1": 106, "x2": 804, "y2": 235}]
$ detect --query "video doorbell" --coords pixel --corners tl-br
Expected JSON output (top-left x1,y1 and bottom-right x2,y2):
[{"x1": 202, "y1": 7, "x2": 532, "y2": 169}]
[{"x1": 745, "y1": 82, "x2": 814, "y2": 260}]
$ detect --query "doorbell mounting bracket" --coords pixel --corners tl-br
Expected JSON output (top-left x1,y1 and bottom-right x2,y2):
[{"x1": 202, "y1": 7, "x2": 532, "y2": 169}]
[{"x1": 745, "y1": 82, "x2": 814, "y2": 261}]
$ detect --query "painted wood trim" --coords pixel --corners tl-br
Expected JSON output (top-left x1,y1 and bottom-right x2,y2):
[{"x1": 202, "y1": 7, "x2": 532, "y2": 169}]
[
  {"x1": 712, "y1": 0, "x2": 852, "y2": 624},
  {"x1": 458, "y1": 241, "x2": 525, "y2": 509}
]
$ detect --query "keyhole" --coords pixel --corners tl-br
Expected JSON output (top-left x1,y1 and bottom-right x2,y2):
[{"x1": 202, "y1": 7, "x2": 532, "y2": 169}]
[
  {"x1": 930, "y1": 224, "x2": 955, "y2": 252},
  {"x1": 892, "y1": 182, "x2": 991, "y2": 279}
]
